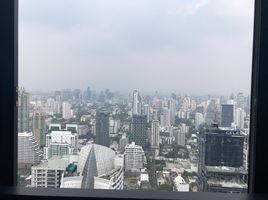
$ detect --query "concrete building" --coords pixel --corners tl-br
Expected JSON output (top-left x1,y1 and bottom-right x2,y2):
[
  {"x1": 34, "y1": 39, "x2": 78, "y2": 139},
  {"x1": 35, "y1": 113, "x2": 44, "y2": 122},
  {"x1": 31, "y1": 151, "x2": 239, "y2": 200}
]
[
  {"x1": 131, "y1": 115, "x2": 147, "y2": 149},
  {"x1": 44, "y1": 125, "x2": 78, "y2": 159},
  {"x1": 221, "y1": 104, "x2": 234, "y2": 127},
  {"x1": 168, "y1": 99, "x2": 176, "y2": 125},
  {"x1": 119, "y1": 133, "x2": 129, "y2": 152},
  {"x1": 235, "y1": 108, "x2": 245, "y2": 129},
  {"x1": 143, "y1": 104, "x2": 150, "y2": 123},
  {"x1": 32, "y1": 110, "x2": 46, "y2": 147},
  {"x1": 31, "y1": 157, "x2": 69, "y2": 188},
  {"x1": 62, "y1": 101, "x2": 72, "y2": 119},
  {"x1": 18, "y1": 132, "x2": 43, "y2": 168},
  {"x1": 195, "y1": 113, "x2": 204, "y2": 129},
  {"x1": 198, "y1": 124, "x2": 247, "y2": 193},
  {"x1": 18, "y1": 88, "x2": 30, "y2": 132},
  {"x1": 160, "y1": 107, "x2": 171, "y2": 127},
  {"x1": 124, "y1": 142, "x2": 145, "y2": 172},
  {"x1": 236, "y1": 92, "x2": 245, "y2": 109},
  {"x1": 175, "y1": 131, "x2": 185, "y2": 146},
  {"x1": 150, "y1": 119, "x2": 160, "y2": 156},
  {"x1": 96, "y1": 112, "x2": 110, "y2": 147},
  {"x1": 132, "y1": 90, "x2": 142, "y2": 116}
]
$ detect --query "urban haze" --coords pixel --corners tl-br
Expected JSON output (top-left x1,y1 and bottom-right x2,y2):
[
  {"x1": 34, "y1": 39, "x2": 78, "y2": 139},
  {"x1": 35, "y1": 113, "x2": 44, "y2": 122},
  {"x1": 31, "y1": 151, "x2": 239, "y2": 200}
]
[{"x1": 19, "y1": 0, "x2": 254, "y2": 94}]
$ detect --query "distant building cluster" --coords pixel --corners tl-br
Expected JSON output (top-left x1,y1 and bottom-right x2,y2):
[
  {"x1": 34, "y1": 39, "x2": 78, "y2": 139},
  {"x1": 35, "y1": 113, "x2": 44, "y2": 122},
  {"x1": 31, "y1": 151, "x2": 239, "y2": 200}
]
[{"x1": 17, "y1": 87, "x2": 250, "y2": 193}]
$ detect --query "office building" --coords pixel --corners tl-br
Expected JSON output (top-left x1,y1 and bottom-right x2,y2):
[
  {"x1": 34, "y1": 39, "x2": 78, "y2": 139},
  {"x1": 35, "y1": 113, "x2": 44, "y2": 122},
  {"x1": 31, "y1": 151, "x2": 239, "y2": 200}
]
[
  {"x1": 131, "y1": 115, "x2": 147, "y2": 149},
  {"x1": 199, "y1": 124, "x2": 247, "y2": 193},
  {"x1": 95, "y1": 112, "x2": 110, "y2": 147},
  {"x1": 32, "y1": 110, "x2": 46, "y2": 147},
  {"x1": 221, "y1": 104, "x2": 234, "y2": 127},
  {"x1": 18, "y1": 88, "x2": 30, "y2": 132},
  {"x1": 124, "y1": 142, "x2": 145, "y2": 172}
]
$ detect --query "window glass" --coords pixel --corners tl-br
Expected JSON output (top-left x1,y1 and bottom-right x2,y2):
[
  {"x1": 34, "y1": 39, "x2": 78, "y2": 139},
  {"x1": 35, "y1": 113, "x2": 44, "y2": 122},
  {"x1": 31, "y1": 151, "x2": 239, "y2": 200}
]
[{"x1": 18, "y1": 0, "x2": 254, "y2": 193}]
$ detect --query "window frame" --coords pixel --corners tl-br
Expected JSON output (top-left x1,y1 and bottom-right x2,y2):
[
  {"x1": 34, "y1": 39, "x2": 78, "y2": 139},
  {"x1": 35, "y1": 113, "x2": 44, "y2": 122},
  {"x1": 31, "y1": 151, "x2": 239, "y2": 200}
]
[{"x1": 0, "y1": 0, "x2": 267, "y2": 198}]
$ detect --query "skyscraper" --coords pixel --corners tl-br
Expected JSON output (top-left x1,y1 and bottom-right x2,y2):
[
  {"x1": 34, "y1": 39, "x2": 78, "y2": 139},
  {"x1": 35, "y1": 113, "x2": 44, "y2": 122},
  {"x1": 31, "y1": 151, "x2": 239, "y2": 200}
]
[
  {"x1": 96, "y1": 112, "x2": 110, "y2": 147},
  {"x1": 62, "y1": 101, "x2": 72, "y2": 119},
  {"x1": 143, "y1": 104, "x2": 150, "y2": 123},
  {"x1": 18, "y1": 88, "x2": 30, "y2": 132},
  {"x1": 150, "y1": 119, "x2": 160, "y2": 156},
  {"x1": 168, "y1": 99, "x2": 176, "y2": 125},
  {"x1": 236, "y1": 92, "x2": 245, "y2": 109},
  {"x1": 32, "y1": 109, "x2": 46, "y2": 147},
  {"x1": 235, "y1": 108, "x2": 245, "y2": 129},
  {"x1": 132, "y1": 90, "x2": 142, "y2": 116},
  {"x1": 160, "y1": 107, "x2": 171, "y2": 127},
  {"x1": 221, "y1": 104, "x2": 234, "y2": 127},
  {"x1": 195, "y1": 112, "x2": 204, "y2": 129},
  {"x1": 131, "y1": 115, "x2": 147, "y2": 149}
]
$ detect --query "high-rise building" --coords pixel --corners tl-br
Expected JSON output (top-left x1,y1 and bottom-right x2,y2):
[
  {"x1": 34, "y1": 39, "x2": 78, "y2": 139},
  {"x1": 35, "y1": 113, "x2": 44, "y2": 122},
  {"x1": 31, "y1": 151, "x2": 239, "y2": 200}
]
[
  {"x1": 221, "y1": 104, "x2": 234, "y2": 127},
  {"x1": 119, "y1": 133, "x2": 129, "y2": 152},
  {"x1": 168, "y1": 99, "x2": 176, "y2": 125},
  {"x1": 32, "y1": 110, "x2": 46, "y2": 147},
  {"x1": 18, "y1": 88, "x2": 30, "y2": 132},
  {"x1": 95, "y1": 112, "x2": 110, "y2": 147},
  {"x1": 143, "y1": 104, "x2": 150, "y2": 123},
  {"x1": 18, "y1": 132, "x2": 43, "y2": 168},
  {"x1": 132, "y1": 90, "x2": 142, "y2": 115},
  {"x1": 44, "y1": 125, "x2": 78, "y2": 159},
  {"x1": 124, "y1": 142, "x2": 145, "y2": 172},
  {"x1": 195, "y1": 112, "x2": 204, "y2": 129},
  {"x1": 199, "y1": 124, "x2": 247, "y2": 193},
  {"x1": 62, "y1": 101, "x2": 72, "y2": 119},
  {"x1": 150, "y1": 119, "x2": 160, "y2": 155},
  {"x1": 131, "y1": 115, "x2": 147, "y2": 149},
  {"x1": 175, "y1": 130, "x2": 185, "y2": 146},
  {"x1": 236, "y1": 92, "x2": 245, "y2": 109},
  {"x1": 160, "y1": 107, "x2": 171, "y2": 127},
  {"x1": 235, "y1": 108, "x2": 246, "y2": 129},
  {"x1": 86, "y1": 87, "x2": 91, "y2": 101}
]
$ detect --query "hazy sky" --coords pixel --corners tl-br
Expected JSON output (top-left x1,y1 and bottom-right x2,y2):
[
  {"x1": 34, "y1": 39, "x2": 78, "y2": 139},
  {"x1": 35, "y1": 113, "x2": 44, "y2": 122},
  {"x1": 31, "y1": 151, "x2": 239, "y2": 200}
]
[{"x1": 19, "y1": 0, "x2": 254, "y2": 95}]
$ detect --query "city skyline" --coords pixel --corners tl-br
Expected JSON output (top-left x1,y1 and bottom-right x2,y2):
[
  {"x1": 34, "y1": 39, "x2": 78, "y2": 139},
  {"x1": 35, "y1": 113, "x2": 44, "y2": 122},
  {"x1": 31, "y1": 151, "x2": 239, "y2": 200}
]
[{"x1": 19, "y1": 0, "x2": 254, "y2": 94}]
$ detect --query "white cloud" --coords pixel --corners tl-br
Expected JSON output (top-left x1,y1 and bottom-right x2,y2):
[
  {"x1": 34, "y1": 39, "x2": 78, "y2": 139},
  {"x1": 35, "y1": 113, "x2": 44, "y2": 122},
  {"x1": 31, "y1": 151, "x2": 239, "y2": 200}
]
[{"x1": 169, "y1": 0, "x2": 210, "y2": 16}]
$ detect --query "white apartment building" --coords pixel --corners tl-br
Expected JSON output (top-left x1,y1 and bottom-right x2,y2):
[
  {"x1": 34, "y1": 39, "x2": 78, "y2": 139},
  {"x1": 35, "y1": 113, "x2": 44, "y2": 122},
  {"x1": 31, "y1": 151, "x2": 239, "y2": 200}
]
[
  {"x1": 31, "y1": 157, "x2": 69, "y2": 188},
  {"x1": 62, "y1": 101, "x2": 72, "y2": 119},
  {"x1": 124, "y1": 142, "x2": 145, "y2": 172},
  {"x1": 44, "y1": 127, "x2": 78, "y2": 159}
]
